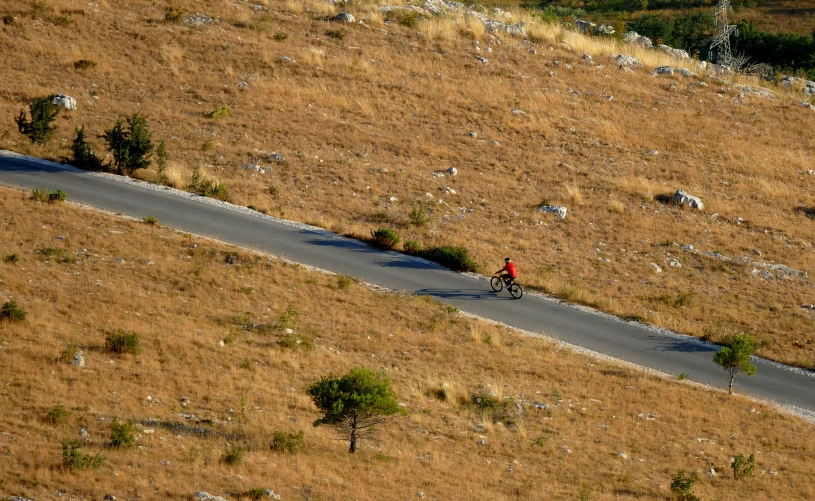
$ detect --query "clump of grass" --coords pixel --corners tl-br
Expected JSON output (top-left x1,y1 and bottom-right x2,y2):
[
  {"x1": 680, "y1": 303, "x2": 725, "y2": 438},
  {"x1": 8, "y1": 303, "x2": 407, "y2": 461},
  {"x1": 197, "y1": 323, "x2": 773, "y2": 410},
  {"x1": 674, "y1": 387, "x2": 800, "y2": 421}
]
[
  {"x1": 3, "y1": 14, "x2": 16, "y2": 25},
  {"x1": 104, "y1": 329, "x2": 141, "y2": 355},
  {"x1": 468, "y1": 392, "x2": 513, "y2": 423},
  {"x1": 109, "y1": 419, "x2": 136, "y2": 449},
  {"x1": 403, "y1": 240, "x2": 420, "y2": 254},
  {"x1": 143, "y1": 215, "x2": 158, "y2": 225},
  {"x1": 205, "y1": 105, "x2": 229, "y2": 119},
  {"x1": 418, "y1": 246, "x2": 479, "y2": 272},
  {"x1": 59, "y1": 343, "x2": 78, "y2": 364},
  {"x1": 32, "y1": 188, "x2": 67, "y2": 203},
  {"x1": 3, "y1": 253, "x2": 20, "y2": 264},
  {"x1": 336, "y1": 274, "x2": 354, "y2": 290},
  {"x1": 34, "y1": 247, "x2": 74, "y2": 264},
  {"x1": 45, "y1": 404, "x2": 70, "y2": 426},
  {"x1": 164, "y1": 6, "x2": 186, "y2": 24},
  {"x1": 326, "y1": 28, "x2": 349, "y2": 40},
  {"x1": 273, "y1": 32, "x2": 288, "y2": 41},
  {"x1": 278, "y1": 303, "x2": 300, "y2": 329},
  {"x1": 1, "y1": 300, "x2": 27, "y2": 322},
  {"x1": 370, "y1": 227, "x2": 400, "y2": 250},
  {"x1": 221, "y1": 444, "x2": 246, "y2": 465},
  {"x1": 278, "y1": 333, "x2": 313, "y2": 351},
  {"x1": 190, "y1": 166, "x2": 230, "y2": 201},
  {"x1": 62, "y1": 439, "x2": 106, "y2": 470},
  {"x1": 73, "y1": 59, "x2": 97, "y2": 71},
  {"x1": 270, "y1": 430, "x2": 305, "y2": 454},
  {"x1": 408, "y1": 203, "x2": 431, "y2": 226}
]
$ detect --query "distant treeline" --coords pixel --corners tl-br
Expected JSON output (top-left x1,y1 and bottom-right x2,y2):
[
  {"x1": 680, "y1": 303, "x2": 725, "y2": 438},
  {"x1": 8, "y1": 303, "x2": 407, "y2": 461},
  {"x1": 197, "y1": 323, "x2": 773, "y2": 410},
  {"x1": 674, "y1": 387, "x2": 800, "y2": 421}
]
[{"x1": 626, "y1": 14, "x2": 815, "y2": 79}]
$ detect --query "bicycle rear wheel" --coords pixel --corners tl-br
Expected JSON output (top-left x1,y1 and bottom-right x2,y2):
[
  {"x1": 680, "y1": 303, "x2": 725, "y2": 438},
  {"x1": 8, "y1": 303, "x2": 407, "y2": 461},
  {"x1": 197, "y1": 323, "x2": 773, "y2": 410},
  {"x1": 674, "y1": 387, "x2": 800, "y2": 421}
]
[
  {"x1": 490, "y1": 276, "x2": 503, "y2": 292},
  {"x1": 509, "y1": 283, "x2": 523, "y2": 299}
]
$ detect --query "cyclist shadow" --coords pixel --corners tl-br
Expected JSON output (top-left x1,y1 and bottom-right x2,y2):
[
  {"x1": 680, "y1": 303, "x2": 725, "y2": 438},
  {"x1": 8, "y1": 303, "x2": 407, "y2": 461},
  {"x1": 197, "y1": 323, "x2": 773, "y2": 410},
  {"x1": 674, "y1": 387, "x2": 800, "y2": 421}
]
[{"x1": 415, "y1": 288, "x2": 516, "y2": 301}]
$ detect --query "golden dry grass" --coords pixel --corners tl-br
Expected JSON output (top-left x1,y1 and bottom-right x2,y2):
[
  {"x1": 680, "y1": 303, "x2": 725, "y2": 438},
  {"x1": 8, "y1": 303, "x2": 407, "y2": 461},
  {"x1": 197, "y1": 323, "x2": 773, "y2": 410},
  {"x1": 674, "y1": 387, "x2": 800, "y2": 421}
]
[
  {"x1": 1, "y1": 0, "x2": 814, "y2": 369},
  {"x1": 1, "y1": 186, "x2": 814, "y2": 500}
]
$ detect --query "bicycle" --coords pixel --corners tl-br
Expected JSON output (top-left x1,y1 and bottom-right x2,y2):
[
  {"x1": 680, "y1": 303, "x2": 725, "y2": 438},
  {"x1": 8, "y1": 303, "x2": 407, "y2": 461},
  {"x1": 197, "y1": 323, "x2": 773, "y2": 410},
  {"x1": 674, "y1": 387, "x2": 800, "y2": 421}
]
[{"x1": 490, "y1": 274, "x2": 523, "y2": 299}]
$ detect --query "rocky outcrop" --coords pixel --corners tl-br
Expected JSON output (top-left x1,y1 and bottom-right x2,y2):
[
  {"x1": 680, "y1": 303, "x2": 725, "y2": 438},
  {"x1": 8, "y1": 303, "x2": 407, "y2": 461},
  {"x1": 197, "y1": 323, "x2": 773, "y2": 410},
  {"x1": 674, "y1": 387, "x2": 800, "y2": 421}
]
[
  {"x1": 622, "y1": 31, "x2": 652, "y2": 49},
  {"x1": 611, "y1": 54, "x2": 643, "y2": 67},
  {"x1": 674, "y1": 190, "x2": 703, "y2": 210},
  {"x1": 52, "y1": 94, "x2": 76, "y2": 110},
  {"x1": 537, "y1": 205, "x2": 568, "y2": 219}
]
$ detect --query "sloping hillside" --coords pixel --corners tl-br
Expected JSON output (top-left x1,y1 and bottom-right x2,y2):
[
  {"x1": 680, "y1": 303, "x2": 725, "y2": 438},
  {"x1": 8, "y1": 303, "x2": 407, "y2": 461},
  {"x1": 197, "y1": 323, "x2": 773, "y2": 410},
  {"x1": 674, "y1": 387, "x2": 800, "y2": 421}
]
[
  {"x1": 1, "y1": 0, "x2": 814, "y2": 369},
  {"x1": 1, "y1": 186, "x2": 814, "y2": 500}
]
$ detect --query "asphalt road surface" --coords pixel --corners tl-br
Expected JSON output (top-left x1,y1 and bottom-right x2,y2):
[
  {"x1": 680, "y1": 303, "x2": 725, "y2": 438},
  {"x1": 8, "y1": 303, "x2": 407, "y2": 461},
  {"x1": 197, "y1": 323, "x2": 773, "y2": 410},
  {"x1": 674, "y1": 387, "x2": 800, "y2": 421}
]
[{"x1": 2, "y1": 152, "x2": 813, "y2": 413}]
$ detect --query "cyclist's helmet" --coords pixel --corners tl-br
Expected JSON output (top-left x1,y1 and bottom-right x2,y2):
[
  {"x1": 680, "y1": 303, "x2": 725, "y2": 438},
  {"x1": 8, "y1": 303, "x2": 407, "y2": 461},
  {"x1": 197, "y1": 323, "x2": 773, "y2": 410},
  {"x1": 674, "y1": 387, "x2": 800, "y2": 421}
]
[{"x1": 505, "y1": 257, "x2": 511, "y2": 263}]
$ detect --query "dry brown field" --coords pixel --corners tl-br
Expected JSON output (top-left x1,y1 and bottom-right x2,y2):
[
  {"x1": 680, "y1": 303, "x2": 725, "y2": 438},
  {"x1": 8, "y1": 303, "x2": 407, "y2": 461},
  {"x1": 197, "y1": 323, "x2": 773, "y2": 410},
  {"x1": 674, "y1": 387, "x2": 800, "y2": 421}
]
[
  {"x1": 1, "y1": 0, "x2": 814, "y2": 370},
  {"x1": 1, "y1": 186, "x2": 814, "y2": 500}
]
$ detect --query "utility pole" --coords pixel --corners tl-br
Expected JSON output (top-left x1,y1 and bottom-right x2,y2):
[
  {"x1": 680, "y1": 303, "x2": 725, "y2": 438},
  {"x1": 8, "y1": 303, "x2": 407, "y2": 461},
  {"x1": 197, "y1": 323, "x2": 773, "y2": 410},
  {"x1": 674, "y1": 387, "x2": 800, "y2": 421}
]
[{"x1": 710, "y1": 0, "x2": 738, "y2": 66}]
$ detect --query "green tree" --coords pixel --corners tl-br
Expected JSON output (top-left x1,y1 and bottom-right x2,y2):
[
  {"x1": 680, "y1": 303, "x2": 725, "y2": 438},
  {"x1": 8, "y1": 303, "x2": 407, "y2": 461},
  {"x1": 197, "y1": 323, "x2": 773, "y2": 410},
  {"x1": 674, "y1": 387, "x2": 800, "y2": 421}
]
[
  {"x1": 307, "y1": 367, "x2": 405, "y2": 453},
  {"x1": 713, "y1": 334, "x2": 757, "y2": 394},
  {"x1": 70, "y1": 127, "x2": 105, "y2": 171},
  {"x1": 16, "y1": 95, "x2": 59, "y2": 144},
  {"x1": 670, "y1": 470, "x2": 698, "y2": 501},
  {"x1": 103, "y1": 113, "x2": 154, "y2": 175},
  {"x1": 732, "y1": 453, "x2": 756, "y2": 480}
]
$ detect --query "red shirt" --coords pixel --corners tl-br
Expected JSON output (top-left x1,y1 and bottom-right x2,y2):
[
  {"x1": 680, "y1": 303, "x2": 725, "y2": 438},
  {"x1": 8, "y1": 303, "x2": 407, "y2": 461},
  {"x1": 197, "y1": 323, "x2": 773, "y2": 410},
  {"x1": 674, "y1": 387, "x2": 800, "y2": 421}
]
[{"x1": 500, "y1": 262, "x2": 518, "y2": 278}]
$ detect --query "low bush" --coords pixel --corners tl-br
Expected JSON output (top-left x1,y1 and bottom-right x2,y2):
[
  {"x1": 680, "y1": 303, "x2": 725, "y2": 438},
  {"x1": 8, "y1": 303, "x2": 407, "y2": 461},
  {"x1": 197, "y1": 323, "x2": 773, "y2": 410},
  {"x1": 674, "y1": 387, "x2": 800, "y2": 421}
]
[
  {"x1": 109, "y1": 419, "x2": 137, "y2": 449},
  {"x1": 278, "y1": 303, "x2": 300, "y2": 329},
  {"x1": 468, "y1": 393, "x2": 512, "y2": 423},
  {"x1": 32, "y1": 188, "x2": 67, "y2": 203},
  {"x1": 34, "y1": 247, "x2": 74, "y2": 264},
  {"x1": 104, "y1": 329, "x2": 141, "y2": 355},
  {"x1": 371, "y1": 227, "x2": 400, "y2": 250},
  {"x1": 62, "y1": 439, "x2": 106, "y2": 470},
  {"x1": 205, "y1": 105, "x2": 229, "y2": 119},
  {"x1": 221, "y1": 444, "x2": 246, "y2": 465},
  {"x1": 0, "y1": 300, "x2": 27, "y2": 322},
  {"x1": 732, "y1": 453, "x2": 756, "y2": 480},
  {"x1": 103, "y1": 113, "x2": 154, "y2": 175},
  {"x1": 73, "y1": 59, "x2": 97, "y2": 70},
  {"x1": 418, "y1": 245, "x2": 479, "y2": 272},
  {"x1": 273, "y1": 32, "x2": 288, "y2": 41},
  {"x1": 190, "y1": 166, "x2": 230, "y2": 201},
  {"x1": 408, "y1": 204, "x2": 431, "y2": 226},
  {"x1": 45, "y1": 404, "x2": 70, "y2": 426},
  {"x1": 164, "y1": 6, "x2": 186, "y2": 24},
  {"x1": 270, "y1": 430, "x2": 305, "y2": 454},
  {"x1": 143, "y1": 215, "x2": 158, "y2": 226},
  {"x1": 326, "y1": 28, "x2": 349, "y2": 40},
  {"x1": 336, "y1": 274, "x2": 354, "y2": 290},
  {"x1": 3, "y1": 253, "x2": 20, "y2": 264},
  {"x1": 403, "y1": 240, "x2": 420, "y2": 255},
  {"x1": 278, "y1": 333, "x2": 313, "y2": 351},
  {"x1": 670, "y1": 470, "x2": 699, "y2": 501}
]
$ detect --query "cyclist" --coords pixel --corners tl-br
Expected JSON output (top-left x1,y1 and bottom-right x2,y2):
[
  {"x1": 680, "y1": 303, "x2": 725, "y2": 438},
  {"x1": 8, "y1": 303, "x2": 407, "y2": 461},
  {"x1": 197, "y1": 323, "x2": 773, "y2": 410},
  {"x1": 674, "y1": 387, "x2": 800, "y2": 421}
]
[{"x1": 496, "y1": 257, "x2": 518, "y2": 286}]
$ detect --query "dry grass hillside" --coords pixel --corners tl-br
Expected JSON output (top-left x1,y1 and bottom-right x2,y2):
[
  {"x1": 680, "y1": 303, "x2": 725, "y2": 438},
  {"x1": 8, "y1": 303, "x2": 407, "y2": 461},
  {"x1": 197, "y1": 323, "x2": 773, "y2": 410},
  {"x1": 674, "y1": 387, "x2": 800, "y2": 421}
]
[
  {"x1": 1, "y1": 0, "x2": 815, "y2": 368},
  {"x1": 1, "y1": 186, "x2": 814, "y2": 501}
]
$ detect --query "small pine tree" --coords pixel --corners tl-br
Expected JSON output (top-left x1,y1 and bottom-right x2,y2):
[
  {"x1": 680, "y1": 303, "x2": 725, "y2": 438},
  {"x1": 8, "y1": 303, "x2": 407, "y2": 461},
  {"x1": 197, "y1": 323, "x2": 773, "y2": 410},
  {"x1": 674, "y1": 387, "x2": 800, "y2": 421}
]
[
  {"x1": 16, "y1": 95, "x2": 59, "y2": 144},
  {"x1": 103, "y1": 113, "x2": 153, "y2": 175},
  {"x1": 713, "y1": 334, "x2": 758, "y2": 394},
  {"x1": 732, "y1": 453, "x2": 756, "y2": 480},
  {"x1": 670, "y1": 470, "x2": 699, "y2": 501},
  {"x1": 156, "y1": 139, "x2": 168, "y2": 174},
  {"x1": 307, "y1": 368, "x2": 405, "y2": 453},
  {"x1": 70, "y1": 127, "x2": 105, "y2": 171}
]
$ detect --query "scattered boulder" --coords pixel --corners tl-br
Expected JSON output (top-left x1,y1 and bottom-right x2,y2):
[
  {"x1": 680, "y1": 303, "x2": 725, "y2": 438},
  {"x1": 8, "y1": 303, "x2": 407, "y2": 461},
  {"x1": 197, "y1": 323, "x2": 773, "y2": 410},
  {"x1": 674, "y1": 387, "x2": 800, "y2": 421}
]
[
  {"x1": 582, "y1": 53, "x2": 593, "y2": 63},
  {"x1": 269, "y1": 152, "x2": 285, "y2": 163},
  {"x1": 537, "y1": 205, "x2": 568, "y2": 219},
  {"x1": 576, "y1": 19, "x2": 596, "y2": 34},
  {"x1": 650, "y1": 263, "x2": 663, "y2": 273},
  {"x1": 183, "y1": 13, "x2": 217, "y2": 27},
  {"x1": 195, "y1": 493, "x2": 229, "y2": 501},
  {"x1": 52, "y1": 94, "x2": 76, "y2": 110},
  {"x1": 801, "y1": 102, "x2": 815, "y2": 111},
  {"x1": 611, "y1": 54, "x2": 642, "y2": 67},
  {"x1": 595, "y1": 24, "x2": 615, "y2": 35},
  {"x1": 330, "y1": 12, "x2": 355, "y2": 23},
  {"x1": 619, "y1": 452, "x2": 628, "y2": 459},
  {"x1": 658, "y1": 44, "x2": 690, "y2": 60},
  {"x1": 674, "y1": 189, "x2": 703, "y2": 209},
  {"x1": 475, "y1": 56, "x2": 488, "y2": 64},
  {"x1": 447, "y1": 166, "x2": 457, "y2": 176},
  {"x1": 651, "y1": 66, "x2": 674, "y2": 76},
  {"x1": 622, "y1": 31, "x2": 652, "y2": 48},
  {"x1": 243, "y1": 163, "x2": 265, "y2": 175},
  {"x1": 72, "y1": 351, "x2": 85, "y2": 367}
]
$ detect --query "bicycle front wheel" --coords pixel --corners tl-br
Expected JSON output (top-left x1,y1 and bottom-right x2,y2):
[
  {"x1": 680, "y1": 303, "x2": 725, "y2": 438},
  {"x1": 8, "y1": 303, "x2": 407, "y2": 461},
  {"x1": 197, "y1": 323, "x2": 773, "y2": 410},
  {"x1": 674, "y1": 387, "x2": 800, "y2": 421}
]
[
  {"x1": 490, "y1": 276, "x2": 503, "y2": 292},
  {"x1": 509, "y1": 283, "x2": 523, "y2": 299}
]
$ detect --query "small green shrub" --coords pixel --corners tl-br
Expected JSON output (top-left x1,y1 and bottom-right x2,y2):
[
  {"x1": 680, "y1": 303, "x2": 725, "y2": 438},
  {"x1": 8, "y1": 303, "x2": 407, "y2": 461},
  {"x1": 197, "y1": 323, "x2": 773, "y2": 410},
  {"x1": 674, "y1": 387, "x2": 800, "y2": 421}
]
[
  {"x1": 278, "y1": 303, "x2": 300, "y2": 329},
  {"x1": 34, "y1": 247, "x2": 74, "y2": 264},
  {"x1": 205, "y1": 105, "x2": 229, "y2": 119},
  {"x1": 732, "y1": 453, "x2": 756, "y2": 480},
  {"x1": 371, "y1": 227, "x2": 400, "y2": 250},
  {"x1": 143, "y1": 215, "x2": 158, "y2": 226},
  {"x1": 399, "y1": 11, "x2": 418, "y2": 27},
  {"x1": 273, "y1": 32, "x2": 288, "y2": 41},
  {"x1": 670, "y1": 470, "x2": 699, "y2": 501},
  {"x1": 221, "y1": 444, "x2": 246, "y2": 465},
  {"x1": 45, "y1": 404, "x2": 70, "y2": 426},
  {"x1": 59, "y1": 343, "x2": 78, "y2": 364},
  {"x1": 156, "y1": 140, "x2": 168, "y2": 173},
  {"x1": 70, "y1": 127, "x2": 105, "y2": 171},
  {"x1": 418, "y1": 245, "x2": 479, "y2": 272},
  {"x1": 3, "y1": 14, "x2": 15, "y2": 25},
  {"x1": 189, "y1": 166, "x2": 230, "y2": 201},
  {"x1": 3, "y1": 253, "x2": 20, "y2": 264},
  {"x1": 164, "y1": 6, "x2": 186, "y2": 23},
  {"x1": 73, "y1": 59, "x2": 97, "y2": 70},
  {"x1": 270, "y1": 430, "x2": 305, "y2": 454},
  {"x1": 31, "y1": 188, "x2": 67, "y2": 203},
  {"x1": 0, "y1": 300, "x2": 27, "y2": 322},
  {"x1": 246, "y1": 489, "x2": 269, "y2": 500},
  {"x1": 336, "y1": 274, "x2": 354, "y2": 290},
  {"x1": 326, "y1": 28, "x2": 349, "y2": 39},
  {"x1": 109, "y1": 419, "x2": 136, "y2": 449},
  {"x1": 468, "y1": 393, "x2": 512, "y2": 423},
  {"x1": 408, "y1": 204, "x2": 430, "y2": 225},
  {"x1": 16, "y1": 95, "x2": 59, "y2": 144},
  {"x1": 677, "y1": 372, "x2": 689, "y2": 380},
  {"x1": 103, "y1": 113, "x2": 154, "y2": 175},
  {"x1": 403, "y1": 240, "x2": 420, "y2": 255},
  {"x1": 62, "y1": 439, "x2": 106, "y2": 470},
  {"x1": 104, "y1": 329, "x2": 141, "y2": 355}
]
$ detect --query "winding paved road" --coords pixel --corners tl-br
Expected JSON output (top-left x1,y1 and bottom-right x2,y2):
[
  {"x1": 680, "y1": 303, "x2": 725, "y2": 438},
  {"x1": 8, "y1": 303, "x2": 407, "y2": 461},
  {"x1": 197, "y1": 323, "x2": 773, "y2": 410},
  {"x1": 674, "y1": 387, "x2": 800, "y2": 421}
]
[{"x1": 2, "y1": 151, "x2": 813, "y2": 413}]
